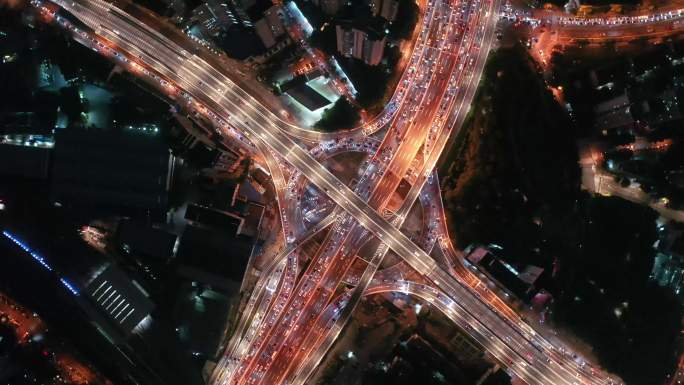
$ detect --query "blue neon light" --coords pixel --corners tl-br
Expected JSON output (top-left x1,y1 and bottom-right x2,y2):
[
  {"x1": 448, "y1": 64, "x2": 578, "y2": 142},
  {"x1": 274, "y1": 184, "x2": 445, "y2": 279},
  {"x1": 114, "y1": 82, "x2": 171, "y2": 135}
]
[
  {"x1": 286, "y1": 2, "x2": 314, "y2": 37},
  {"x1": 2, "y1": 231, "x2": 53, "y2": 272},
  {"x1": 3, "y1": 231, "x2": 80, "y2": 297},
  {"x1": 60, "y1": 278, "x2": 80, "y2": 296}
]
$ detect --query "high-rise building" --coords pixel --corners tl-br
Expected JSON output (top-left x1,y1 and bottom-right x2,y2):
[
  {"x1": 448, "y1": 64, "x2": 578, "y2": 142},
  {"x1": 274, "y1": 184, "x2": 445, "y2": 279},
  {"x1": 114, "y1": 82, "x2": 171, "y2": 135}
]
[
  {"x1": 371, "y1": 0, "x2": 399, "y2": 21},
  {"x1": 362, "y1": 35, "x2": 386, "y2": 66},
  {"x1": 185, "y1": 0, "x2": 252, "y2": 37},
  {"x1": 312, "y1": 0, "x2": 343, "y2": 16},
  {"x1": 335, "y1": 24, "x2": 354, "y2": 57},
  {"x1": 335, "y1": 24, "x2": 386, "y2": 66}
]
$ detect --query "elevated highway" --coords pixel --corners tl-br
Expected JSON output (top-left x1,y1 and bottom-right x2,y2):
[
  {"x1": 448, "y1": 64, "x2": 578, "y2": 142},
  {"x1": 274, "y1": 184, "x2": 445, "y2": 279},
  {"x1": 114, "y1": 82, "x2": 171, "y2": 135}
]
[{"x1": 35, "y1": 1, "x2": 623, "y2": 384}]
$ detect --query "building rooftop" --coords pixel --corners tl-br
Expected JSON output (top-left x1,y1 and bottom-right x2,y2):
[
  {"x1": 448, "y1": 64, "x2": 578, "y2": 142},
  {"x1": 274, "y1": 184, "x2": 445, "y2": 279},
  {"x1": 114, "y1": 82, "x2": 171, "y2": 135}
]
[
  {"x1": 184, "y1": 203, "x2": 244, "y2": 234},
  {"x1": 86, "y1": 264, "x2": 155, "y2": 336},
  {"x1": 175, "y1": 287, "x2": 231, "y2": 357},
  {"x1": 466, "y1": 246, "x2": 540, "y2": 301},
  {"x1": 594, "y1": 92, "x2": 630, "y2": 115},
  {"x1": 237, "y1": 180, "x2": 264, "y2": 205},
  {"x1": 176, "y1": 224, "x2": 252, "y2": 292},
  {"x1": 286, "y1": 84, "x2": 332, "y2": 111},
  {"x1": 254, "y1": 5, "x2": 286, "y2": 49},
  {"x1": 197, "y1": 181, "x2": 239, "y2": 212},
  {"x1": 186, "y1": 0, "x2": 252, "y2": 37},
  {"x1": 116, "y1": 219, "x2": 178, "y2": 262},
  {"x1": 0, "y1": 144, "x2": 51, "y2": 180},
  {"x1": 238, "y1": 202, "x2": 264, "y2": 238},
  {"x1": 51, "y1": 128, "x2": 173, "y2": 215}
]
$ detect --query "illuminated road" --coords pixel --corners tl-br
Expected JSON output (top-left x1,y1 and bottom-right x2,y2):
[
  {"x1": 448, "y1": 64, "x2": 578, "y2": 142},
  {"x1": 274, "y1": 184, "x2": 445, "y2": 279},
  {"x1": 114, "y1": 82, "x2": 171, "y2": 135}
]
[
  {"x1": 278, "y1": 3, "x2": 506, "y2": 383},
  {"x1": 519, "y1": 6, "x2": 684, "y2": 65},
  {"x1": 221, "y1": 1, "x2": 511, "y2": 384},
  {"x1": 35, "y1": 1, "x2": 625, "y2": 384}
]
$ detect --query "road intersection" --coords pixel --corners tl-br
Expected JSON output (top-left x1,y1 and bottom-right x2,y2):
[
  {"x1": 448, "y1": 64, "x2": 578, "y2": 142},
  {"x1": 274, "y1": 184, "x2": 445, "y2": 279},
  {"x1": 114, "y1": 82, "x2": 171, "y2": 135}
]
[{"x1": 32, "y1": 0, "x2": 669, "y2": 383}]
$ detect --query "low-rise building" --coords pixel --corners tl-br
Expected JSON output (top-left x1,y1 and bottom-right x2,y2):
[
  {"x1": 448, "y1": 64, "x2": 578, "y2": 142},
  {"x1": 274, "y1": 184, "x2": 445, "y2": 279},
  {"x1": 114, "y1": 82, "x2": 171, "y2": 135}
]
[
  {"x1": 594, "y1": 92, "x2": 635, "y2": 132},
  {"x1": 85, "y1": 264, "x2": 155, "y2": 337},
  {"x1": 464, "y1": 245, "x2": 542, "y2": 302},
  {"x1": 254, "y1": 5, "x2": 287, "y2": 49},
  {"x1": 280, "y1": 73, "x2": 332, "y2": 111}
]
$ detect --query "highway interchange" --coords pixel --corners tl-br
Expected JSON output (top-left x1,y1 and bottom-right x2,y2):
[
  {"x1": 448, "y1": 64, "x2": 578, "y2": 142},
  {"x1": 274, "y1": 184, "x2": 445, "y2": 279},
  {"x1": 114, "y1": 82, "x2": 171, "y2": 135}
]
[{"x1": 32, "y1": 0, "x2": 684, "y2": 384}]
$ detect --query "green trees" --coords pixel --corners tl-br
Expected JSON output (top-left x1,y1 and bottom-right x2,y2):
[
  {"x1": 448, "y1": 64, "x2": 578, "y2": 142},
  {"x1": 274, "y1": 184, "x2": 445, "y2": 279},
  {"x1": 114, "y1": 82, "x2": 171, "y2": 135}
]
[
  {"x1": 389, "y1": 0, "x2": 420, "y2": 40},
  {"x1": 440, "y1": 46, "x2": 682, "y2": 385},
  {"x1": 314, "y1": 97, "x2": 361, "y2": 132},
  {"x1": 440, "y1": 45, "x2": 579, "y2": 266},
  {"x1": 553, "y1": 197, "x2": 679, "y2": 385},
  {"x1": 58, "y1": 86, "x2": 85, "y2": 126}
]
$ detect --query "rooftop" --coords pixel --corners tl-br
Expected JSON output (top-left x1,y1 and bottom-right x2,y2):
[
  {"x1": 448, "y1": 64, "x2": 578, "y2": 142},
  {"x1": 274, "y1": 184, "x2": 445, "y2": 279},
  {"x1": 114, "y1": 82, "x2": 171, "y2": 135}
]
[
  {"x1": 116, "y1": 219, "x2": 178, "y2": 262},
  {"x1": 86, "y1": 264, "x2": 155, "y2": 336},
  {"x1": 51, "y1": 128, "x2": 173, "y2": 215},
  {"x1": 176, "y1": 224, "x2": 252, "y2": 292}
]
